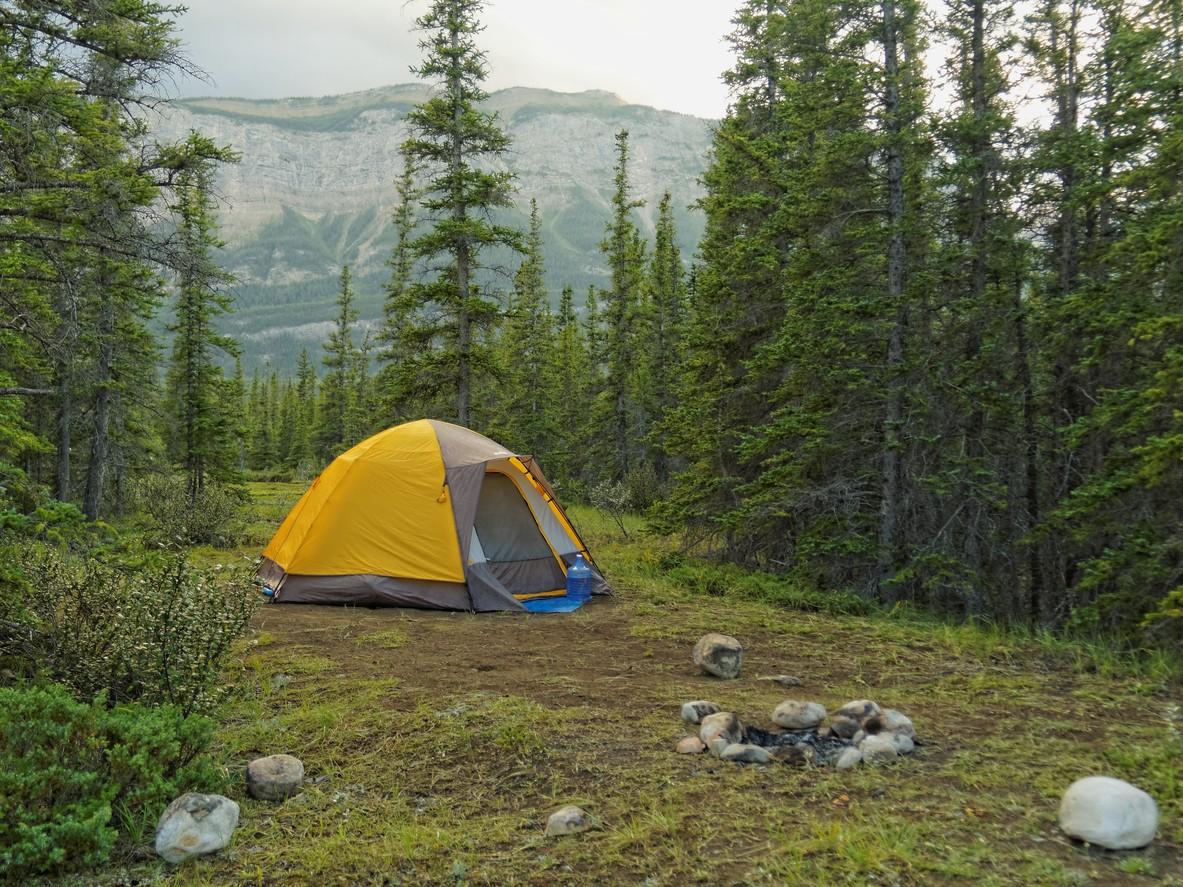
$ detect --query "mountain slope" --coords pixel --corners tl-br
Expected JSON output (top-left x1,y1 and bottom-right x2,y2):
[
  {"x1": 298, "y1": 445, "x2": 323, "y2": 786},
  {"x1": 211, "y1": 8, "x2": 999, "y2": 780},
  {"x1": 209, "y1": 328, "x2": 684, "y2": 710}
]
[{"x1": 151, "y1": 85, "x2": 714, "y2": 374}]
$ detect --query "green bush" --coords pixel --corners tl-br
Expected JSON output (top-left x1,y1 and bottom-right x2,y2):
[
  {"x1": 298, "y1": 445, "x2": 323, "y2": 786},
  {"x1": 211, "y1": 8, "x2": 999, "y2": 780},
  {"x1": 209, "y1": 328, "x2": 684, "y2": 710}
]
[
  {"x1": 665, "y1": 562, "x2": 877, "y2": 616},
  {"x1": 137, "y1": 475, "x2": 247, "y2": 547},
  {"x1": 0, "y1": 682, "x2": 219, "y2": 880},
  {"x1": 3, "y1": 546, "x2": 258, "y2": 714}
]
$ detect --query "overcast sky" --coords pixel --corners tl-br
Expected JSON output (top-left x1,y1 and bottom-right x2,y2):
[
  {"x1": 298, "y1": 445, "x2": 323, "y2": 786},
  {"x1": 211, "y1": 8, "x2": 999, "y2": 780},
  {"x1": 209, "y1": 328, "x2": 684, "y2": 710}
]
[{"x1": 172, "y1": 1, "x2": 737, "y2": 119}]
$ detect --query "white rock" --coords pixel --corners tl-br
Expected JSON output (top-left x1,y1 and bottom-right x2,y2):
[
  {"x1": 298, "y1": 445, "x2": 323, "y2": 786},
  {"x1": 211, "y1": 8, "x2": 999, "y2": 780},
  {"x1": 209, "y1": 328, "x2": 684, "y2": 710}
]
[
  {"x1": 851, "y1": 730, "x2": 866, "y2": 745},
  {"x1": 859, "y1": 733, "x2": 899, "y2": 764},
  {"x1": 830, "y1": 700, "x2": 881, "y2": 738},
  {"x1": 889, "y1": 732, "x2": 914, "y2": 755},
  {"x1": 835, "y1": 746, "x2": 863, "y2": 770},
  {"x1": 692, "y1": 633, "x2": 744, "y2": 679},
  {"x1": 878, "y1": 708, "x2": 916, "y2": 739},
  {"x1": 720, "y1": 743, "x2": 773, "y2": 764},
  {"x1": 1059, "y1": 777, "x2": 1158, "y2": 850},
  {"x1": 676, "y1": 736, "x2": 706, "y2": 754},
  {"x1": 155, "y1": 793, "x2": 239, "y2": 864},
  {"x1": 771, "y1": 700, "x2": 827, "y2": 730},
  {"x1": 546, "y1": 805, "x2": 592, "y2": 837},
  {"x1": 699, "y1": 711, "x2": 744, "y2": 756},
  {"x1": 246, "y1": 753, "x2": 304, "y2": 801},
  {"x1": 681, "y1": 700, "x2": 721, "y2": 724}
]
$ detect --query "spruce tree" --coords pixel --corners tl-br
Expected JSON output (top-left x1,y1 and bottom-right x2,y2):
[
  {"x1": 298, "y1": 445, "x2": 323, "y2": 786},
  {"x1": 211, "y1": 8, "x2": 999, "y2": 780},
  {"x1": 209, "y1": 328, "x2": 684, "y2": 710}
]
[
  {"x1": 396, "y1": 0, "x2": 522, "y2": 426},
  {"x1": 316, "y1": 265, "x2": 360, "y2": 459}
]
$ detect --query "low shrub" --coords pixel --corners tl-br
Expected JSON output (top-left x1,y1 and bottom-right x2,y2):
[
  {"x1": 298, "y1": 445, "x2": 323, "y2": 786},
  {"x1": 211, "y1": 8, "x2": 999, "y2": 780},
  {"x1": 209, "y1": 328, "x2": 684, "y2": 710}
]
[
  {"x1": 665, "y1": 562, "x2": 877, "y2": 616},
  {"x1": 137, "y1": 475, "x2": 248, "y2": 547},
  {"x1": 3, "y1": 546, "x2": 258, "y2": 714},
  {"x1": 0, "y1": 682, "x2": 220, "y2": 880}
]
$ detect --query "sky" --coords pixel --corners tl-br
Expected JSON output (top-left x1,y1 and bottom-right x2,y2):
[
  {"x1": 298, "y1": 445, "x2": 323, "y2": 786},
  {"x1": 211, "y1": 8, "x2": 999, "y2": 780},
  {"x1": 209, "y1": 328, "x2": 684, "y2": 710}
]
[{"x1": 172, "y1": 1, "x2": 737, "y2": 119}]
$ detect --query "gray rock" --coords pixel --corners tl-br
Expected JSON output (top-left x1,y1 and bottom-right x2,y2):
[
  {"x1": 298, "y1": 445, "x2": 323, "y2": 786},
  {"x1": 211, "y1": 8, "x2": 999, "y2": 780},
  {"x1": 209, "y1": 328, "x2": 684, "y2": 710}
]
[
  {"x1": 246, "y1": 753, "x2": 305, "y2": 801},
  {"x1": 851, "y1": 729, "x2": 866, "y2": 746},
  {"x1": 155, "y1": 793, "x2": 239, "y2": 864},
  {"x1": 676, "y1": 736, "x2": 706, "y2": 754},
  {"x1": 720, "y1": 743, "x2": 773, "y2": 764},
  {"x1": 681, "y1": 700, "x2": 721, "y2": 724},
  {"x1": 1059, "y1": 777, "x2": 1158, "y2": 850},
  {"x1": 771, "y1": 700, "x2": 827, "y2": 730},
  {"x1": 546, "y1": 805, "x2": 592, "y2": 837},
  {"x1": 889, "y1": 733, "x2": 915, "y2": 755},
  {"x1": 692, "y1": 632, "x2": 744, "y2": 679},
  {"x1": 876, "y1": 708, "x2": 916, "y2": 739},
  {"x1": 699, "y1": 711, "x2": 744, "y2": 756},
  {"x1": 835, "y1": 746, "x2": 863, "y2": 770},
  {"x1": 830, "y1": 700, "x2": 882, "y2": 738},
  {"x1": 859, "y1": 733, "x2": 898, "y2": 764}
]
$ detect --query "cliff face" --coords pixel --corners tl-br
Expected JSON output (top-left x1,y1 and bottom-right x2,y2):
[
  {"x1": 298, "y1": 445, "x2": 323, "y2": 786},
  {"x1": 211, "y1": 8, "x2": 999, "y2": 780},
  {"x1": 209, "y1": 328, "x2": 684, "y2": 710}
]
[{"x1": 151, "y1": 85, "x2": 713, "y2": 372}]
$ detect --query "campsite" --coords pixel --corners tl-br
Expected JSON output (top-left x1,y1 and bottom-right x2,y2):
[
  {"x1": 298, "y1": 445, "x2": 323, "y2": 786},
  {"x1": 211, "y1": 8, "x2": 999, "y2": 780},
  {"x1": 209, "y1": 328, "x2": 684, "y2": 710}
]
[{"x1": 2, "y1": 0, "x2": 1182, "y2": 883}]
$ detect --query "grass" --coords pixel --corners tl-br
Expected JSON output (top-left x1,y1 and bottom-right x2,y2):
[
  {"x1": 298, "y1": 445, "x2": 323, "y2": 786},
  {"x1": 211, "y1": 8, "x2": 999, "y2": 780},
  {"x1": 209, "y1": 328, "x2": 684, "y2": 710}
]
[{"x1": 86, "y1": 482, "x2": 1183, "y2": 885}]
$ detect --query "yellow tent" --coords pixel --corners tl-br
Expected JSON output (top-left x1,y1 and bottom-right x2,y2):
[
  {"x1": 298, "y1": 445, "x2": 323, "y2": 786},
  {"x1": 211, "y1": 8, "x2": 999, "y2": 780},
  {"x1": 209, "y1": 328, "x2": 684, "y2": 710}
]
[{"x1": 259, "y1": 419, "x2": 609, "y2": 611}]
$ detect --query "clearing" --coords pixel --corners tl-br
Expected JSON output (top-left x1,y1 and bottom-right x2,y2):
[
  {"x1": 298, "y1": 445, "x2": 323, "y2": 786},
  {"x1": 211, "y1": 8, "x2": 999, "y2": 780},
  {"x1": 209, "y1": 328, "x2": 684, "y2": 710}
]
[{"x1": 152, "y1": 483, "x2": 1180, "y2": 885}]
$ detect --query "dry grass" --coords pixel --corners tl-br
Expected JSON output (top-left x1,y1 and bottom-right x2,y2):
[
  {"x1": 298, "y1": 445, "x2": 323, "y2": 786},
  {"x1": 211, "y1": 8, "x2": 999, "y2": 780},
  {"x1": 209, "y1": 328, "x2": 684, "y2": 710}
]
[{"x1": 87, "y1": 484, "x2": 1181, "y2": 886}]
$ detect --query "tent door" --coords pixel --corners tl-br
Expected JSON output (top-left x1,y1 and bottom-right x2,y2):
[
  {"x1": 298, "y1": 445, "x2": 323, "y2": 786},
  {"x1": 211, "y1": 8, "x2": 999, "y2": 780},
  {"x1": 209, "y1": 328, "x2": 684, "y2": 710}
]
[{"x1": 472, "y1": 472, "x2": 566, "y2": 598}]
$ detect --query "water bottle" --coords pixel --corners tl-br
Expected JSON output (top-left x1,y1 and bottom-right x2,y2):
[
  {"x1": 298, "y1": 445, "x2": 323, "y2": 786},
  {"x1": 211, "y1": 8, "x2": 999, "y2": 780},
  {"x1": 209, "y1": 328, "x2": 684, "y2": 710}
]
[{"x1": 566, "y1": 554, "x2": 593, "y2": 602}]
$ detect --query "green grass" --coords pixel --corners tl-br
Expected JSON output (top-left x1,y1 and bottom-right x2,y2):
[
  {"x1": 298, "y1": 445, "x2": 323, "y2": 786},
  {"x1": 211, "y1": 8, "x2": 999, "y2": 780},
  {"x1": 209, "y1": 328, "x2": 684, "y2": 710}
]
[{"x1": 90, "y1": 481, "x2": 1183, "y2": 885}]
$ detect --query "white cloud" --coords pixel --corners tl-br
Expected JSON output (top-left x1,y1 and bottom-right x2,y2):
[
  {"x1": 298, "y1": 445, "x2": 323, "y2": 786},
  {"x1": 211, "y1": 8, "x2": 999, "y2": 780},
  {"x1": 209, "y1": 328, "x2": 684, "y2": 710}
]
[{"x1": 173, "y1": 0, "x2": 735, "y2": 118}]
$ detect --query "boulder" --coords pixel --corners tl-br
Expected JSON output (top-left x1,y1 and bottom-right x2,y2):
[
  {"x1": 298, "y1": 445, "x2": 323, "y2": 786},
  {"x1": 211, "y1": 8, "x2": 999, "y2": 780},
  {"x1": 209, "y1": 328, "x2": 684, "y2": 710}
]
[
  {"x1": 155, "y1": 793, "x2": 239, "y2": 864},
  {"x1": 699, "y1": 711, "x2": 744, "y2": 756},
  {"x1": 692, "y1": 633, "x2": 744, "y2": 679},
  {"x1": 771, "y1": 700, "x2": 827, "y2": 730},
  {"x1": 835, "y1": 746, "x2": 863, "y2": 770},
  {"x1": 889, "y1": 732, "x2": 914, "y2": 755},
  {"x1": 546, "y1": 805, "x2": 593, "y2": 837},
  {"x1": 246, "y1": 753, "x2": 304, "y2": 801},
  {"x1": 875, "y1": 708, "x2": 916, "y2": 739},
  {"x1": 830, "y1": 700, "x2": 882, "y2": 739},
  {"x1": 1059, "y1": 777, "x2": 1158, "y2": 850},
  {"x1": 676, "y1": 736, "x2": 706, "y2": 755},
  {"x1": 720, "y1": 743, "x2": 773, "y2": 764},
  {"x1": 859, "y1": 733, "x2": 899, "y2": 765},
  {"x1": 681, "y1": 700, "x2": 721, "y2": 724}
]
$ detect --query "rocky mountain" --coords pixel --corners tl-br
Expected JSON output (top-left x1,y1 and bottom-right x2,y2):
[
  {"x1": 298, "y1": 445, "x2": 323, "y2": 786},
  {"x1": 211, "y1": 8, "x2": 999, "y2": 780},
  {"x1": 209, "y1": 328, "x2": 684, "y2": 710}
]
[{"x1": 150, "y1": 85, "x2": 714, "y2": 374}]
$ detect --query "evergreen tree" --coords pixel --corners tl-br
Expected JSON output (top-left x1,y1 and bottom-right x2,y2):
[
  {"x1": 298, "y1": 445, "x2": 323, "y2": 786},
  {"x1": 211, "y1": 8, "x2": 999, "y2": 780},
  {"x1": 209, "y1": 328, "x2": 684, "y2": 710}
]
[
  {"x1": 395, "y1": 0, "x2": 522, "y2": 426},
  {"x1": 376, "y1": 148, "x2": 421, "y2": 422},
  {"x1": 162, "y1": 136, "x2": 241, "y2": 499},
  {"x1": 316, "y1": 265, "x2": 360, "y2": 459}
]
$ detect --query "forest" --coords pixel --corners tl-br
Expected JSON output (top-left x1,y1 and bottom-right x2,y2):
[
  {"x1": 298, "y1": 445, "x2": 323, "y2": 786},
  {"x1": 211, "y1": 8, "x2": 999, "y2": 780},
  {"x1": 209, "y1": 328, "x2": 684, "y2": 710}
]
[{"x1": 1, "y1": 0, "x2": 1181, "y2": 880}]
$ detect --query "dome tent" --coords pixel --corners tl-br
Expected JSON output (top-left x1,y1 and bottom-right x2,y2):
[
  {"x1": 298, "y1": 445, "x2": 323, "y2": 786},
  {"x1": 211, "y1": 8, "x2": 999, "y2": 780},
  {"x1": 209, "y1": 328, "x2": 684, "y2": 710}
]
[{"x1": 259, "y1": 419, "x2": 610, "y2": 611}]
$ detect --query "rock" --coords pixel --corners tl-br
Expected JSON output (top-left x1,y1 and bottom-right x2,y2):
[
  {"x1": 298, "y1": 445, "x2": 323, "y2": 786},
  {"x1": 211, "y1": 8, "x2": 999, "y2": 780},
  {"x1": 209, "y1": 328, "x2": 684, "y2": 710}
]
[
  {"x1": 835, "y1": 746, "x2": 863, "y2": 770},
  {"x1": 246, "y1": 754, "x2": 305, "y2": 801},
  {"x1": 720, "y1": 743, "x2": 773, "y2": 764},
  {"x1": 155, "y1": 793, "x2": 239, "y2": 864},
  {"x1": 676, "y1": 736, "x2": 706, "y2": 755},
  {"x1": 830, "y1": 700, "x2": 882, "y2": 739},
  {"x1": 889, "y1": 732, "x2": 914, "y2": 755},
  {"x1": 699, "y1": 711, "x2": 744, "y2": 756},
  {"x1": 1059, "y1": 777, "x2": 1158, "y2": 850},
  {"x1": 759, "y1": 674, "x2": 804, "y2": 687},
  {"x1": 692, "y1": 633, "x2": 744, "y2": 679},
  {"x1": 859, "y1": 733, "x2": 898, "y2": 764},
  {"x1": 681, "y1": 700, "x2": 721, "y2": 724},
  {"x1": 270, "y1": 673, "x2": 292, "y2": 689},
  {"x1": 546, "y1": 805, "x2": 593, "y2": 837},
  {"x1": 866, "y1": 708, "x2": 916, "y2": 740},
  {"x1": 771, "y1": 744, "x2": 814, "y2": 766},
  {"x1": 851, "y1": 730, "x2": 866, "y2": 746},
  {"x1": 771, "y1": 700, "x2": 827, "y2": 730}
]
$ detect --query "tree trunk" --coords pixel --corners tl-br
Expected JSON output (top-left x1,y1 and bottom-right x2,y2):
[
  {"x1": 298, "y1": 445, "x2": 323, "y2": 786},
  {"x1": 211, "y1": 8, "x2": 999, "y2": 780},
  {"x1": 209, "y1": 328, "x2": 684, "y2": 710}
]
[
  {"x1": 878, "y1": 0, "x2": 909, "y2": 602},
  {"x1": 83, "y1": 288, "x2": 115, "y2": 520}
]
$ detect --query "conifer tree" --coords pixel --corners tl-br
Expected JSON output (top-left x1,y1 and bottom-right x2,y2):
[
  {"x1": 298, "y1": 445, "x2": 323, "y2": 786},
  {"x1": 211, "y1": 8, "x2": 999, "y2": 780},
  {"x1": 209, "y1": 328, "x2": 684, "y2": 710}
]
[
  {"x1": 162, "y1": 137, "x2": 241, "y2": 499},
  {"x1": 643, "y1": 192, "x2": 687, "y2": 482},
  {"x1": 395, "y1": 0, "x2": 522, "y2": 426},
  {"x1": 316, "y1": 265, "x2": 360, "y2": 459}
]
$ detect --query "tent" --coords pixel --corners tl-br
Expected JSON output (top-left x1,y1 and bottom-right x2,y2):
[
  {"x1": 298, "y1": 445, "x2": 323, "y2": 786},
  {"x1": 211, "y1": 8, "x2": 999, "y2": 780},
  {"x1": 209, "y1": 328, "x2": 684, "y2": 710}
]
[{"x1": 258, "y1": 419, "x2": 610, "y2": 611}]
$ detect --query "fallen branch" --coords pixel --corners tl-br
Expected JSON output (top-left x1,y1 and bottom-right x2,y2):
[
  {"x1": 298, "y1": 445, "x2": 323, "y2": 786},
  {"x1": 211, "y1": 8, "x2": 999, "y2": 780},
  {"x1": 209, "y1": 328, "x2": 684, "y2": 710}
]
[{"x1": 0, "y1": 387, "x2": 53, "y2": 397}]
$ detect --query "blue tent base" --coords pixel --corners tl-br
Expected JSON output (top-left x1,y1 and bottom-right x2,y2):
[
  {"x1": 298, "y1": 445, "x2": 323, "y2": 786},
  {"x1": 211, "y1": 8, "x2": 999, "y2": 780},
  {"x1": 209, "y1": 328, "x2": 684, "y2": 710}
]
[{"x1": 521, "y1": 596, "x2": 586, "y2": 613}]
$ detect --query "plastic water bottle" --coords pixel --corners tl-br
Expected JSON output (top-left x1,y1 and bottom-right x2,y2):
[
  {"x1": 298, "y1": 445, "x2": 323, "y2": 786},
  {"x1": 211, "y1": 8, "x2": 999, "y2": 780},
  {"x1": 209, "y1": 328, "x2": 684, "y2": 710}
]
[{"x1": 566, "y1": 554, "x2": 593, "y2": 603}]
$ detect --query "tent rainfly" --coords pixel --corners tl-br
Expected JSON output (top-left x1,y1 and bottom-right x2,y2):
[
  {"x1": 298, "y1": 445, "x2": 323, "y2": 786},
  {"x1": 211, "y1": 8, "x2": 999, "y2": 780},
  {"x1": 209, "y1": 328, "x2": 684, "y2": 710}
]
[{"x1": 258, "y1": 419, "x2": 610, "y2": 611}]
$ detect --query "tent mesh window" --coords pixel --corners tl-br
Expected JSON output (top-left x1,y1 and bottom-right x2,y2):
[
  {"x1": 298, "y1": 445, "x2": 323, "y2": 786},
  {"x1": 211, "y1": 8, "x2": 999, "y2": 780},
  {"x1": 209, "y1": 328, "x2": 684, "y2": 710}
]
[{"x1": 474, "y1": 472, "x2": 565, "y2": 596}]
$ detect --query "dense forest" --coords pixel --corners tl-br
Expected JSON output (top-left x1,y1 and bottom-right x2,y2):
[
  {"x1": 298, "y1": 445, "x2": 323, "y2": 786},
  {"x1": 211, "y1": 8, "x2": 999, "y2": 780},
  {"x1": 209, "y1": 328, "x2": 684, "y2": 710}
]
[{"x1": 2, "y1": 0, "x2": 1180, "y2": 647}]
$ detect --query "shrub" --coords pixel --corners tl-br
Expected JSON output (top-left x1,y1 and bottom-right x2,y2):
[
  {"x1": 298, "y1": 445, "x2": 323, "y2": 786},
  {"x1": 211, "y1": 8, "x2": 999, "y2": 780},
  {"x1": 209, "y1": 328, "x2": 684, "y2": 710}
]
[
  {"x1": 137, "y1": 474, "x2": 247, "y2": 547},
  {"x1": 3, "y1": 546, "x2": 259, "y2": 714},
  {"x1": 0, "y1": 682, "x2": 219, "y2": 879}
]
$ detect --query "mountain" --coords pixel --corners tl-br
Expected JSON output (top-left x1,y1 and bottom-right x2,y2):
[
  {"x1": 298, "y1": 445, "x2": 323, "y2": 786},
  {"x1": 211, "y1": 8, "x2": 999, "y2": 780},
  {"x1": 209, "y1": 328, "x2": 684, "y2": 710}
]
[{"x1": 150, "y1": 85, "x2": 714, "y2": 375}]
